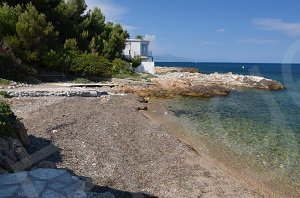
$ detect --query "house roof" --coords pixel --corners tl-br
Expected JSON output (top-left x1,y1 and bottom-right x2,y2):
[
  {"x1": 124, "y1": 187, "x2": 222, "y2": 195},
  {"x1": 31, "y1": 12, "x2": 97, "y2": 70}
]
[{"x1": 126, "y1": 39, "x2": 150, "y2": 43}]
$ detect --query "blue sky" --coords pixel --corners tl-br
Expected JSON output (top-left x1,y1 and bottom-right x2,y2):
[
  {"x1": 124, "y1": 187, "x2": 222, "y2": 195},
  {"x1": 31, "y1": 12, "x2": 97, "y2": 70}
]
[{"x1": 85, "y1": 0, "x2": 300, "y2": 63}]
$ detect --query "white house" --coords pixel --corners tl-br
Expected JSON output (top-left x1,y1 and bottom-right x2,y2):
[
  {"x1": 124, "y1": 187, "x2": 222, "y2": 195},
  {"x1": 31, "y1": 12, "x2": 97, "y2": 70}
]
[{"x1": 123, "y1": 39, "x2": 155, "y2": 74}]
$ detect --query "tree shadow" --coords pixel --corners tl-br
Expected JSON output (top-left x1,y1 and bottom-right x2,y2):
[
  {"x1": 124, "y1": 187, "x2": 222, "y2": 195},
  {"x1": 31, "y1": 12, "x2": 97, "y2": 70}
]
[
  {"x1": 92, "y1": 186, "x2": 158, "y2": 198},
  {"x1": 25, "y1": 135, "x2": 157, "y2": 198},
  {"x1": 26, "y1": 135, "x2": 62, "y2": 163}
]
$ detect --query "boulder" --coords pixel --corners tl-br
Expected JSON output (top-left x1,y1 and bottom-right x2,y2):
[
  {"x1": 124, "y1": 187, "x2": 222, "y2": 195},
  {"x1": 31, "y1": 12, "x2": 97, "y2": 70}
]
[
  {"x1": 36, "y1": 161, "x2": 57, "y2": 169},
  {"x1": 258, "y1": 79, "x2": 285, "y2": 90},
  {"x1": 14, "y1": 121, "x2": 30, "y2": 146},
  {"x1": 0, "y1": 138, "x2": 31, "y2": 173}
]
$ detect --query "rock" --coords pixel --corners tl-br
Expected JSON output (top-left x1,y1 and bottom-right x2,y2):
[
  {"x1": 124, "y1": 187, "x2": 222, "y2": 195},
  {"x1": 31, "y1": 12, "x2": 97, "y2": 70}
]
[
  {"x1": 89, "y1": 91, "x2": 98, "y2": 97},
  {"x1": 0, "y1": 138, "x2": 31, "y2": 172},
  {"x1": 258, "y1": 79, "x2": 285, "y2": 90},
  {"x1": 137, "y1": 105, "x2": 148, "y2": 111},
  {"x1": 36, "y1": 161, "x2": 57, "y2": 169},
  {"x1": 29, "y1": 168, "x2": 66, "y2": 180},
  {"x1": 138, "y1": 96, "x2": 149, "y2": 103},
  {"x1": 0, "y1": 167, "x2": 8, "y2": 175},
  {"x1": 155, "y1": 66, "x2": 198, "y2": 75},
  {"x1": 41, "y1": 190, "x2": 65, "y2": 198},
  {"x1": 0, "y1": 169, "x2": 90, "y2": 197},
  {"x1": 0, "y1": 185, "x2": 19, "y2": 197},
  {"x1": 0, "y1": 150, "x2": 17, "y2": 172},
  {"x1": 87, "y1": 192, "x2": 115, "y2": 198},
  {"x1": 14, "y1": 121, "x2": 30, "y2": 146}
]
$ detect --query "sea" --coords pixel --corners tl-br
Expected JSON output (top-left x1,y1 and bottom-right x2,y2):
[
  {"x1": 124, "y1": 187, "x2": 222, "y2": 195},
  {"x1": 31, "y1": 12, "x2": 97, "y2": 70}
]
[{"x1": 155, "y1": 62, "x2": 300, "y2": 194}]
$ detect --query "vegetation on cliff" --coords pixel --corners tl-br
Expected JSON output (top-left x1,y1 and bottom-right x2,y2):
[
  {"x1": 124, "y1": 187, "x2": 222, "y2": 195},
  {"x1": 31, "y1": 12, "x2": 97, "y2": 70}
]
[{"x1": 0, "y1": 0, "x2": 130, "y2": 81}]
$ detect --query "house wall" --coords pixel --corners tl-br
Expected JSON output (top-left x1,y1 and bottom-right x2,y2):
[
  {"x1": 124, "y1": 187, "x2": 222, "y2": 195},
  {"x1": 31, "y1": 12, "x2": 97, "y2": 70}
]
[
  {"x1": 134, "y1": 61, "x2": 155, "y2": 74},
  {"x1": 123, "y1": 42, "x2": 141, "y2": 59},
  {"x1": 123, "y1": 40, "x2": 150, "y2": 59}
]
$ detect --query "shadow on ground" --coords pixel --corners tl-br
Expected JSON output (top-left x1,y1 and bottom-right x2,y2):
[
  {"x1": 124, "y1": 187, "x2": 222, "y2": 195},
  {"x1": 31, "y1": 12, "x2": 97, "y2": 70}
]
[
  {"x1": 25, "y1": 135, "x2": 157, "y2": 198},
  {"x1": 26, "y1": 135, "x2": 62, "y2": 163}
]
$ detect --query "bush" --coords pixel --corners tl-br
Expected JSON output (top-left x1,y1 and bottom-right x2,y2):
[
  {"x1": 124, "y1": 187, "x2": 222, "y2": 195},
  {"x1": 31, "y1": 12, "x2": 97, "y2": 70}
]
[
  {"x1": 0, "y1": 101, "x2": 18, "y2": 138},
  {"x1": 70, "y1": 53, "x2": 113, "y2": 77},
  {"x1": 112, "y1": 58, "x2": 131, "y2": 74},
  {"x1": 0, "y1": 78, "x2": 11, "y2": 85},
  {"x1": 72, "y1": 77, "x2": 91, "y2": 84},
  {"x1": 0, "y1": 52, "x2": 37, "y2": 81},
  {"x1": 131, "y1": 56, "x2": 142, "y2": 68},
  {"x1": 0, "y1": 91, "x2": 9, "y2": 98}
]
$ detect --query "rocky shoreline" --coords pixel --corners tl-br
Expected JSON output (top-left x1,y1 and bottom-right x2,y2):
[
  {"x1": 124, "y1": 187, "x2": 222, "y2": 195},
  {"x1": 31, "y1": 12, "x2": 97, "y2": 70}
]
[
  {"x1": 1, "y1": 95, "x2": 269, "y2": 197},
  {"x1": 116, "y1": 67, "x2": 284, "y2": 98},
  {"x1": 0, "y1": 67, "x2": 286, "y2": 197},
  {"x1": 2, "y1": 66, "x2": 284, "y2": 100}
]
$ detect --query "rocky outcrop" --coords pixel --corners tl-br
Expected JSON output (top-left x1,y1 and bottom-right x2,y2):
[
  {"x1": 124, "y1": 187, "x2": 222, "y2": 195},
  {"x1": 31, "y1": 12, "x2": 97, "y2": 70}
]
[
  {"x1": 14, "y1": 121, "x2": 30, "y2": 146},
  {"x1": 154, "y1": 67, "x2": 199, "y2": 75},
  {"x1": 155, "y1": 71, "x2": 285, "y2": 91},
  {"x1": 117, "y1": 69, "x2": 284, "y2": 99},
  {"x1": 0, "y1": 137, "x2": 31, "y2": 173}
]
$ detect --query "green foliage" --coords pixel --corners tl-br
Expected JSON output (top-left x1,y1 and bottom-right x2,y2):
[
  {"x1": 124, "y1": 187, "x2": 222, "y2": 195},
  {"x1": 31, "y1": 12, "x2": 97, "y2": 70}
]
[
  {"x1": 0, "y1": 101, "x2": 18, "y2": 137},
  {"x1": 14, "y1": 3, "x2": 58, "y2": 63},
  {"x1": 103, "y1": 23, "x2": 129, "y2": 60},
  {"x1": 0, "y1": 78, "x2": 11, "y2": 85},
  {"x1": 0, "y1": 91, "x2": 9, "y2": 98},
  {"x1": 115, "y1": 72, "x2": 155, "y2": 82},
  {"x1": 135, "y1": 35, "x2": 143, "y2": 39},
  {"x1": 132, "y1": 56, "x2": 142, "y2": 68},
  {"x1": 72, "y1": 77, "x2": 91, "y2": 84},
  {"x1": 0, "y1": 0, "x2": 130, "y2": 79},
  {"x1": 112, "y1": 58, "x2": 131, "y2": 74},
  {"x1": 64, "y1": 38, "x2": 79, "y2": 51},
  {"x1": 70, "y1": 53, "x2": 113, "y2": 77},
  {"x1": 0, "y1": 3, "x2": 22, "y2": 37},
  {"x1": 0, "y1": 52, "x2": 36, "y2": 81}
]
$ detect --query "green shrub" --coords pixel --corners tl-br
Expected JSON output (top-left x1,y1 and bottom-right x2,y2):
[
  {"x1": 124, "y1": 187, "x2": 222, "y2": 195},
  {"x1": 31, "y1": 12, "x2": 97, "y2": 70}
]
[
  {"x1": 112, "y1": 58, "x2": 131, "y2": 74},
  {"x1": 0, "y1": 78, "x2": 11, "y2": 85},
  {"x1": 0, "y1": 52, "x2": 37, "y2": 81},
  {"x1": 42, "y1": 49, "x2": 65, "y2": 71},
  {"x1": 72, "y1": 77, "x2": 92, "y2": 84},
  {"x1": 0, "y1": 101, "x2": 17, "y2": 138},
  {"x1": 0, "y1": 91, "x2": 9, "y2": 98},
  {"x1": 70, "y1": 53, "x2": 113, "y2": 77},
  {"x1": 131, "y1": 56, "x2": 142, "y2": 68}
]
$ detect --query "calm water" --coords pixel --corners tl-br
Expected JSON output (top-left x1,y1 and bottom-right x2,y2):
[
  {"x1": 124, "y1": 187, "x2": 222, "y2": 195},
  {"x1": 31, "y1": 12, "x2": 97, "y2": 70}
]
[{"x1": 156, "y1": 62, "x2": 300, "y2": 184}]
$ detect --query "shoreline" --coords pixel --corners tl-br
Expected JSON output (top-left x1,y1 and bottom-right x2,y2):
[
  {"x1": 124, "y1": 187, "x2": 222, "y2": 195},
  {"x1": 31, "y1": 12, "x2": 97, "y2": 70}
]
[
  {"x1": 6, "y1": 94, "x2": 267, "y2": 197},
  {"x1": 145, "y1": 98, "x2": 299, "y2": 197}
]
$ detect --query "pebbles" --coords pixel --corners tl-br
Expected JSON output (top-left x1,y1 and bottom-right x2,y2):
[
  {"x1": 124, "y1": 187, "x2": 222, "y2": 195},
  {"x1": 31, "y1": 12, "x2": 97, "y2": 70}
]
[
  {"x1": 6, "y1": 90, "x2": 109, "y2": 98},
  {"x1": 8, "y1": 82, "x2": 32, "y2": 89}
]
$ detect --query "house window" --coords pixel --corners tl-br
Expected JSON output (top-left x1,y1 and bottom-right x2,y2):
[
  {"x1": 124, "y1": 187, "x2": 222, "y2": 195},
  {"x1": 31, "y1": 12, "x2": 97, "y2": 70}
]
[{"x1": 141, "y1": 44, "x2": 148, "y2": 56}]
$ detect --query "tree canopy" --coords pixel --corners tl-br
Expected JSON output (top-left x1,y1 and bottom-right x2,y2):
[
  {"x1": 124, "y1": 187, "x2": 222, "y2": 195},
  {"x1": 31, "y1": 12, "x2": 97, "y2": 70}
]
[{"x1": 0, "y1": 0, "x2": 130, "y2": 79}]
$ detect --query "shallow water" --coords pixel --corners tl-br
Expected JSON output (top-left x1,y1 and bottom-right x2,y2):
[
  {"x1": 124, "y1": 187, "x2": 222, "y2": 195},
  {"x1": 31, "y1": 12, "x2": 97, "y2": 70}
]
[{"x1": 156, "y1": 62, "x2": 300, "y2": 192}]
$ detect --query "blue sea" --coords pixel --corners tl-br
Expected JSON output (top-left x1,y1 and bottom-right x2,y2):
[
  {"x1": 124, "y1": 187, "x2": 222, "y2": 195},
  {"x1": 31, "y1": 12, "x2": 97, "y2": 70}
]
[{"x1": 155, "y1": 62, "x2": 300, "y2": 192}]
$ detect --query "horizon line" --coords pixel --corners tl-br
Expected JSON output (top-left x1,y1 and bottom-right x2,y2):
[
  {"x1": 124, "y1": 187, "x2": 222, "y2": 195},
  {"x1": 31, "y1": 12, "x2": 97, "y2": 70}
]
[{"x1": 154, "y1": 61, "x2": 300, "y2": 65}]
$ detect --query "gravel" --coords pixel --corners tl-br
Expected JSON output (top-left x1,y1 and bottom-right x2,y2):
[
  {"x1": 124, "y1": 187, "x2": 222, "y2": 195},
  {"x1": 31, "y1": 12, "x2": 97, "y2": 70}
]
[{"x1": 7, "y1": 95, "x2": 264, "y2": 198}]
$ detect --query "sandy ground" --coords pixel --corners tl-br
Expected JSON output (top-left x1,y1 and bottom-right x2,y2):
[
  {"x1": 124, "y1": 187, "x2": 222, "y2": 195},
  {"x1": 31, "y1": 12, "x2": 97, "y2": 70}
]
[{"x1": 5, "y1": 95, "x2": 268, "y2": 198}]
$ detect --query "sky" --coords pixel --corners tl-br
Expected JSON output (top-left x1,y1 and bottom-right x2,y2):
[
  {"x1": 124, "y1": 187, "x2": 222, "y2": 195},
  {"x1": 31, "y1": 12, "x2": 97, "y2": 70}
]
[{"x1": 85, "y1": 0, "x2": 300, "y2": 63}]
